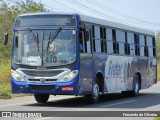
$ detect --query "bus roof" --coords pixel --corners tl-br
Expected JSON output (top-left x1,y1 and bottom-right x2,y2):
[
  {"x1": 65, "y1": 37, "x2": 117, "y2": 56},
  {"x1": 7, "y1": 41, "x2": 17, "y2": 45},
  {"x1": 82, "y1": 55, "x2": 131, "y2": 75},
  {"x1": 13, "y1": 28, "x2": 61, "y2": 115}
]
[
  {"x1": 79, "y1": 14, "x2": 155, "y2": 36},
  {"x1": 17, "y1": 12, "x2": 78, "y2": 17},
  {"x1": 17, "y1": 12, "x2": 155, "y2": 36}
]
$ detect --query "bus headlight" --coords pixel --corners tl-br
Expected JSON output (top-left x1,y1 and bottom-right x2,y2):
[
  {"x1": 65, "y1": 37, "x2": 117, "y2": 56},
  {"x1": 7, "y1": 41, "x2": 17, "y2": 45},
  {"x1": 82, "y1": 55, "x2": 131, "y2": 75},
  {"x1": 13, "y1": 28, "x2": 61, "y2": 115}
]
[
  {"x1": 60, "y1": 70, "x2": 78, "y2": 82},
  {"x1": 11, "y1": 70, "x2": 25, "y2": 82}
]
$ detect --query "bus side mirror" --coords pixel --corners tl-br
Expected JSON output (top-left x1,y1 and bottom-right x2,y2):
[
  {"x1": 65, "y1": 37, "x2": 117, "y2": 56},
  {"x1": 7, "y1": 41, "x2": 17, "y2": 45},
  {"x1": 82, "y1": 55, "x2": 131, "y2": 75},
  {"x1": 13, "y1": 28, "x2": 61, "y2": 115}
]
[
  {"x1": 3, "y1": 32, "x2": 8, "y2": 45},
  {"x1": 85, "y1": 30, "x2": 89, "y2": 41}
]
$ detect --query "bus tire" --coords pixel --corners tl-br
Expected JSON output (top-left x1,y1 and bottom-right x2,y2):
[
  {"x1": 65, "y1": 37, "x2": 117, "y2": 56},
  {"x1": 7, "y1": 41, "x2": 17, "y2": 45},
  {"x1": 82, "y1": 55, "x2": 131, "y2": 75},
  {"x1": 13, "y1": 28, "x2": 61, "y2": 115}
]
[
  {"x1": 121, "y1": 74, "x2": 140, "y2": 97},
  {"x1": 131, "y1": 74, "x2": 140, "y2": 97},
  {"x1": 34, "y1": 94, "x2": 50, "y2": 103},
  {"x1": 86, "y1": 80, "x2": 100, "y2": 104}
]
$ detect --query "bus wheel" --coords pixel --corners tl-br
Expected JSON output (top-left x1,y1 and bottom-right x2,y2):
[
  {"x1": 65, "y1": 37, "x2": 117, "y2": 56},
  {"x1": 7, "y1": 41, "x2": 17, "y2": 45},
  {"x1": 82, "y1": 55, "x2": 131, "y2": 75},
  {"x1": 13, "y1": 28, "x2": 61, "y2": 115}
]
[
  {"x1": 86, "y1": 81, "x2": 100, "y2": 104},
  {"x1": 131, "y1": 74, "x2": 140, "y2": 96},
  {"x1": 34, "y1": 94, "x2": 50, "y2": 103}
]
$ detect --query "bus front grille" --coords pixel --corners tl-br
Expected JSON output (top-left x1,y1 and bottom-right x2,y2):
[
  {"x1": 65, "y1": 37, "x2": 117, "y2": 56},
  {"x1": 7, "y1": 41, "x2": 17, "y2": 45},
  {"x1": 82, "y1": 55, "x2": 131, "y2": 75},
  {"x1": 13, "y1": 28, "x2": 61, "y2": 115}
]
[
  {"x1": 22, "y1": 70, "x2": 64, "y2": 77},
  {"x1": 28, "y1": 79, "x2": 57, "y2": 82},
  {"x1": 30, "y1": 85, "x2": 54, "y2": 91}
]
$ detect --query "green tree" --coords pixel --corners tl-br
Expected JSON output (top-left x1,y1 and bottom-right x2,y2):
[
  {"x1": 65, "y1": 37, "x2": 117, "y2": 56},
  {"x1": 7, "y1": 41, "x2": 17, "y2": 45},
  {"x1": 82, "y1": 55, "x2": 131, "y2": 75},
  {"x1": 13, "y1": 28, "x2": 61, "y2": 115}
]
[
  {"x1": 156, "y1": 32, "x2": 160, "y2": 40},
  {"x1": 0, "y1": 0, "x2": 47, "y2": 99},
  {"x1": 0, "y1": 0, "x2": 46, "y2": 59},
  {"x1": 156, "y1": 32, "x2": 160, "y2": 63}
]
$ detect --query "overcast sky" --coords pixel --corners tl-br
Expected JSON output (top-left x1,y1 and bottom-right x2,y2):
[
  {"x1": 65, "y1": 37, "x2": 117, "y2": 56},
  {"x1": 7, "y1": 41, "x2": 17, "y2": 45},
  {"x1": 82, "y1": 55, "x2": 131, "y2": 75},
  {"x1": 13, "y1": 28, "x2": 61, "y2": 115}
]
[{"x1": 34, "y1": 0, "x2": 160, "y2": 32}]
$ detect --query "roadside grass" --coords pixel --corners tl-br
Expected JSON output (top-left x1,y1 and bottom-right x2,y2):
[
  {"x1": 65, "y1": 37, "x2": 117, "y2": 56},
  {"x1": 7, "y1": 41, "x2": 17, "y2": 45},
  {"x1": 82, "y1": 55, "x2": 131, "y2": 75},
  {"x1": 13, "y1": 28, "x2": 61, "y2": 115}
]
[
  {"x1": 158, "y1": 64, "x2": 160, "y2": 81},
  {"x1": 154, "y1": 117, "x2": 160, "y2": 120},
  {"x1": 157, "y1": 37, "x2": 160, "y2": 81},
  {"x1": 0, "y1": 83, "x2": 11, "y2": 99},
  {"x1": 0, "y1": 59, "x2": 12, "y2": 99}
]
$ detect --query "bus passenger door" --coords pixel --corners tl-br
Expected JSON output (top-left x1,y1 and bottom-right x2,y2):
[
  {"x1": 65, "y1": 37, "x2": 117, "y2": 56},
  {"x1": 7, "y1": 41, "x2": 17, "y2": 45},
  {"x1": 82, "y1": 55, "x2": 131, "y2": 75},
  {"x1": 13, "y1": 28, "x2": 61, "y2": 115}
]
[{"x1": 79, "y1": 28, "x2": 93, "y2": 94}]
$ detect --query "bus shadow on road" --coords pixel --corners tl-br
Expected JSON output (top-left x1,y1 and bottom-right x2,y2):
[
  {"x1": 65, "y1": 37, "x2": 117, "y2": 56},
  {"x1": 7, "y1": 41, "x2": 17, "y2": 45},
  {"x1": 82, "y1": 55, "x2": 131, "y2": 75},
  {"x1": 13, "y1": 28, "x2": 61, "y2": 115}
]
[{"x1": 23, "y1": 92, "x2": 160, "y2": 109}]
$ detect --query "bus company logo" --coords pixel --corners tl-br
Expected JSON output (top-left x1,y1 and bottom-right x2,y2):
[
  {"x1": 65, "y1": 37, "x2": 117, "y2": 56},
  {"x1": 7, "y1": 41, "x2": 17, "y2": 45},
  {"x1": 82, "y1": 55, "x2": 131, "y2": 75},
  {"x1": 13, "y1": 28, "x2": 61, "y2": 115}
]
[
  {"x1": 108, "y1": 61, "x2": 123, "y2": 76},
  {"x1": 40, "y1": 78, "x2": 45, "y2": 83}
]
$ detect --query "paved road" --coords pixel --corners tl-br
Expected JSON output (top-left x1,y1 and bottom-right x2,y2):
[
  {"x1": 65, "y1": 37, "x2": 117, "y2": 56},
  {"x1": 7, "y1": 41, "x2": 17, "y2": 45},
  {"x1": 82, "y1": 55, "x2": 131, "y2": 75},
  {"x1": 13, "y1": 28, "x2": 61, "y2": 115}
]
[{"x1": 0, "y1": 82, "x2": 160, "y2": 120}]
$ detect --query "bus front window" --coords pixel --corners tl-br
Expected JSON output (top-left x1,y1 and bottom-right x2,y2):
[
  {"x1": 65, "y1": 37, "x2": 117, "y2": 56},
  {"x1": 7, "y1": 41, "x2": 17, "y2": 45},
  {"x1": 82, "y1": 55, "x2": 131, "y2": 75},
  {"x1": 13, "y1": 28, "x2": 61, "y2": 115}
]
[
  {"x1": 43, "y1": 29, "x2": 76, "y2": 66},
  {"x1": 13, "y1": 29, "x2": 76, "y2": 66}
]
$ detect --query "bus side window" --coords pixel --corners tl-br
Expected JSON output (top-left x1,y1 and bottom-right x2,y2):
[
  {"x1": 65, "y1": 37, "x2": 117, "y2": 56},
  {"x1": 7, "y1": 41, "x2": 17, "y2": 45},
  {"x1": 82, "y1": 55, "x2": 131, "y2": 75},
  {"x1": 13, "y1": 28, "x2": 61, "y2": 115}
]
[
  {"x1": 130, "y1": 44, "x2": 135, "y2": 56},
  {"x1": 112, "y1": 29, "x2": 117, "y2": 54},
  {"x1": 153, "y1": 37, "x2": 156, "y2": 57},
  {"x1": 93, "y1": 26, "x2": 101, "y2": 53},
  {"x1": 118, "y1": 43, "x2": 125, "y2": 55},
  {"x1": 100, "y1": 27, "x2": 105, "y2": 52},
  {"x1": 144, "y1": 46, "x2": 148, "y2": 57},
  {"x1": 124, "y1": 43, "x2": 127, "y2": 55},
  {"x1": 152, "y1": 37, "x2": 156, "y2": 47},
  {"x1": 85, "y1": 29, "x2": 91, "y2": 53},
  {"x1": 103, "y1": 28, "x2": 107, "y2": 53},
  {"x1": 148, "y1": 47, "x2": 153, "y2": 57},
  {"x1": 153, "y1": 47, "x2": 156, "y2": 57},
  {"x1": 107, "y1": 41, "x2": 113, "y2": 54},
  {"x1": 147, "y1": 36, "x2": 154, "y2": 57},
  {"x1": 79, "y1": 29, "x2": 84, "y2": 52},
  {"x1": 125, "y1": 32, "x2": 129, "y2": 55},
  {"x1": 127, "y1": 32, "x2": 135, "y2": 56},
  {"x1": 127, "y1": 44, "x2": 130, "y2": 55},
  {"x1": 113, "y1": 41, "x2": 117, "y2": 54},
  {"x1": 116, "y1": 30, "x2": 125, "y2": 55},
  {"x1": 144, "y1": 36, "x2": 148, "y2": 57},
  {"x1": 134, "y1": 34, "x2": 140, "y2": 56},
  {"x1": 79, "y1": 28, "x2": 91, "y2": 53},
  {"x1": 80, "y1": 41, "x2": 83, "y2": 52},
  {"x1": 139, "y1": 34, "x2": 145, "y2": 56},
  {"x1": 140, "y1": 46, "x2": 145, "y2": 56},
  {"x1": 106, "y1": 28, "x2": 113, "y2": 54}
]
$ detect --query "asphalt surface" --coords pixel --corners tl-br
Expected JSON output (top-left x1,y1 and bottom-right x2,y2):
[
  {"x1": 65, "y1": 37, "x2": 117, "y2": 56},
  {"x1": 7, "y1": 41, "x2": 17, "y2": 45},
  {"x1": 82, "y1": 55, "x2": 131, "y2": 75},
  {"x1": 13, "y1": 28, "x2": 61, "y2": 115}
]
[{"x1": 0, "y1": 82, "x2": 160, "y2": 120}]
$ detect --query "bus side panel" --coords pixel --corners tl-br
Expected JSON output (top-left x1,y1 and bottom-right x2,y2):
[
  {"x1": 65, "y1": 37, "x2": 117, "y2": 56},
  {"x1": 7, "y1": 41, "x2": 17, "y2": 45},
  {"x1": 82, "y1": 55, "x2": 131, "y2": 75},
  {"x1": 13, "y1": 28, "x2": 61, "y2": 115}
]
[
  {"x1": 92, "y1": 54, "x2": 109, "y2": 92},
  {"x1": 116, "y1": 56, "x2": 130, "y2": 91},
  {"x1": 104, "y1": 55, "x2": 119, "y2": 92},
  {"x1": 139, "y1": 57, "x2": 157, "y2": 89},
  {"x1": 127, "y1": 57, "x2": 136, "y2": 91},
  {"x1": 129, "y1": 57, "x2": 139, "y2": 77},
  {"x1": 79, "y1": 53, "x2": 93, "y2": 95},
  {"x1": 105, "y1": 55, "x2": 133, "y2": 92},
  {"x1": 153, "y1": 58, "x2": 157, "y2": 83},
  {"x1": 147, "y1": 58, "x2": 157, "y2": 87},
  {"x1": 139, "y1": 57, "x2": 148, "y2": 89}
]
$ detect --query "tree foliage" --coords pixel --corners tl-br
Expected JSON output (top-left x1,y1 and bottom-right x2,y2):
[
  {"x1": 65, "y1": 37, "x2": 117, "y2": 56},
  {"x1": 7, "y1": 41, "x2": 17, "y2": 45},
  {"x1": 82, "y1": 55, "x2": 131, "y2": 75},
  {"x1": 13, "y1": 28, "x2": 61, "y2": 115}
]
[
  {"x1": 156, "y1": 32, "x2": 160, "y2": 63},
  {"x1": 0, "y1": 0, "x2": 46, "y2": 59}
]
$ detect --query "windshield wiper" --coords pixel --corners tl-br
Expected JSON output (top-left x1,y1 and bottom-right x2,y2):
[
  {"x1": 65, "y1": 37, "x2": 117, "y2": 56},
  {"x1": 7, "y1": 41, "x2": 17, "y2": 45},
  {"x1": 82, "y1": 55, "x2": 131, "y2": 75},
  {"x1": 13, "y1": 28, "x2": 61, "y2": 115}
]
[
  {"x1": 47, "y1": 27, "x2": 62, "y2": 51},
  {"x1": 27, "y1": 28, "x2": 40, "y2": 52}
]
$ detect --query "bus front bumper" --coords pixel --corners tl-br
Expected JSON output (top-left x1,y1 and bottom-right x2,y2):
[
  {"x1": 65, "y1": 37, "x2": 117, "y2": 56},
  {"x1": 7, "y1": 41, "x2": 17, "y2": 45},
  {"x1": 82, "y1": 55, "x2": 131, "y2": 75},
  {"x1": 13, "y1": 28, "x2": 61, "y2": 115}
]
[{"x1": 11, "y1": 78, "x2": 79, "y2": 95}]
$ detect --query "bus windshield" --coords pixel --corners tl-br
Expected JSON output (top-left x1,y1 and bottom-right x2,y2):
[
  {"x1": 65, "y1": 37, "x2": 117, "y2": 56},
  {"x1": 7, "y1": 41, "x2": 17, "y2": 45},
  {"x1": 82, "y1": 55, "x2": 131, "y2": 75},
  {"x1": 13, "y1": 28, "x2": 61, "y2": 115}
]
[{"x1": 13, "y1": 29, "x2": 76, "y2": 66}]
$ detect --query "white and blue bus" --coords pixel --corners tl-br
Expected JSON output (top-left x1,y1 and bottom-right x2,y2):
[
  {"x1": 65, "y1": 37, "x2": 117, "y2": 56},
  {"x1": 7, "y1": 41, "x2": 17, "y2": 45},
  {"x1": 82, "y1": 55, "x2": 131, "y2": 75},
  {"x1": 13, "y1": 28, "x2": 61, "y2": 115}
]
[{"x1": 4, "y1": 13, "x2": 157, "y2": 103}]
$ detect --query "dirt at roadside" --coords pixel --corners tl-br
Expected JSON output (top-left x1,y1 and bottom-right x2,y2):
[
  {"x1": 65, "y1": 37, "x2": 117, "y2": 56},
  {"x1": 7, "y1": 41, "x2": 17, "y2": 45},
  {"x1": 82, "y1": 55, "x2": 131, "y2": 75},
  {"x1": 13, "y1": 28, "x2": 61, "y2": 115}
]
[{"x1": 0, "y1": 95, "x2": 34, "y2": 106}]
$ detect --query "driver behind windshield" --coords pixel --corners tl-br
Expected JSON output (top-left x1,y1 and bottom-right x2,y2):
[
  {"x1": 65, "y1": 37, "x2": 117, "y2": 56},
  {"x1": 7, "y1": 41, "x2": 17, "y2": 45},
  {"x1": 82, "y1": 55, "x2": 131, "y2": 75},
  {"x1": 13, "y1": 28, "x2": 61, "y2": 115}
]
[{"x1": 49, "y1": 42, "x2": 56, "y2": 53}]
